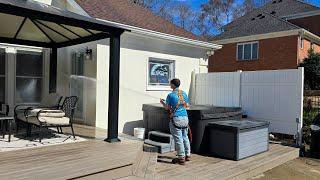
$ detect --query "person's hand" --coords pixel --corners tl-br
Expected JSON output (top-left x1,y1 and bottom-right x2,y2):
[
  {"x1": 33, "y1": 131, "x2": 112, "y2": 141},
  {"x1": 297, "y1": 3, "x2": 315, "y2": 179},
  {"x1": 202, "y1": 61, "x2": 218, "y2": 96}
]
[{"x1": 160, "y1": 98, "x2": 165, "y2": 105}]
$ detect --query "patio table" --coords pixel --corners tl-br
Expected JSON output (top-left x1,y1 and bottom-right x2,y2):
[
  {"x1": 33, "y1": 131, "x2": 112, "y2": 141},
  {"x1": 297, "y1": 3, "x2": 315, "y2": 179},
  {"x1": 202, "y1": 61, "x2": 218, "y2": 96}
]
[{"x1": 0, "y1": 116, "x2": 14, "y2": 142}]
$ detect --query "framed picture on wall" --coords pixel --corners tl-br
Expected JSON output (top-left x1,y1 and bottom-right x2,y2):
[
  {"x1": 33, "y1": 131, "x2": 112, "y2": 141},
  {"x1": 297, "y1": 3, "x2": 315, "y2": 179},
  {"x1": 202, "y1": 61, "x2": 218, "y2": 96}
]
[{"x1": 147, "y1": 57, "x2": 175, "y2": 90}]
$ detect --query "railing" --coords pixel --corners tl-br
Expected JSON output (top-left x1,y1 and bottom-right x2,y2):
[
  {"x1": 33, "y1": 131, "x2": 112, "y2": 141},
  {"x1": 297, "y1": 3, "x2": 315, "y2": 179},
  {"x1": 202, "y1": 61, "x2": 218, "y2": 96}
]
[{"x1": 304, "y1": 90, "x2": 320, "y2": 126}]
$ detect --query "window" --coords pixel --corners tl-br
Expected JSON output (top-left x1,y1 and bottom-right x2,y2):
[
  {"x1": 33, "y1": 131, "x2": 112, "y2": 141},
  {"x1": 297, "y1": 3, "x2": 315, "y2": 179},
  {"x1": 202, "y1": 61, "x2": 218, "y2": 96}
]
[
  {"x1": 0, "y1": 48, "x2": 5, "y2": 103},
  {"x1": 299, "y1": 37, "x2": 304, "y2": 49},
  {"x1": 311, "y1": 42, "x2": 314, "y2": 50},
  {"x1": 147, "y1": 58, "x2": 175, "y2": 90},
  {"x1": 15, "y1": 50, "x2": 43, "y2": 103},
  {"x1": 237, "y1": 42, "x2": 259, "y2": 61},
  {"x1": 70, "y1": 52, "x2": 84, "y2": 120}
]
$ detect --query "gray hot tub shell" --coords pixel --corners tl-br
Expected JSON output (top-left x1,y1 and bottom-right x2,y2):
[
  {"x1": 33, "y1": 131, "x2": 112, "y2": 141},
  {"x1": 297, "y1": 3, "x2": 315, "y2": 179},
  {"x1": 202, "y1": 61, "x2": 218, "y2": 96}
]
[
  {"x1": 142, "y1": 104, "x2": 242, "y2": 153},
  {"x1": 208, "y1": 120, "x2": 269, "y2": 161}
]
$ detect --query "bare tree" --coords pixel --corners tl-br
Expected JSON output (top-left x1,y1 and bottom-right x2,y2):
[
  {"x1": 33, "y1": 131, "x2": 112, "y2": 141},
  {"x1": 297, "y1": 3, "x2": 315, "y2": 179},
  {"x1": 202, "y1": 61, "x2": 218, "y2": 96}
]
[
  {"x1": 174, "y1": 2, "x2": 198, "y2": 32},
  {"x1": 131, "y1": 0, "x2": 174, "y2": 22},
  {"x1": 201, "y1": 0, "x2": 237, "y2": 32}
]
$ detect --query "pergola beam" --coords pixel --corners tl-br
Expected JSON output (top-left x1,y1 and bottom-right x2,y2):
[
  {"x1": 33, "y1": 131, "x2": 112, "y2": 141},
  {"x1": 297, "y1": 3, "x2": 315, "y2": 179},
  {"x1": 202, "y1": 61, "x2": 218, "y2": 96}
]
[
  {"x1": 56, "y1": 23, "x2": 82, "y2": 38},
  {"x1": 0, "y1": 37, "x2": 54, "y2": 48},
  {"x1": 54, "y1": 32, "x2": 111, "y2": 48},
  {"x1": 14, "y1": 17, "x2": 27, "y2": 39},
  {"x1": 30, "y1": 19, "x2": 54, "y2": 43},
  {"x1": 35, "y1": 20, "x2": 72, "y2": 41},
  {"x1": 0, "y1": 1, "x2": 121, "y2": 34}
]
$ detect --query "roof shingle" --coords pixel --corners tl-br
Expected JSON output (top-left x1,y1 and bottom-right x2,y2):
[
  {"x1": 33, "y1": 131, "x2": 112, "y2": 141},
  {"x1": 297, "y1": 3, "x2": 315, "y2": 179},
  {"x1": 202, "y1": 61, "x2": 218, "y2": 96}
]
[
  {"x1": 214, "y1": 0, "x2": 319, "y2": 41},
  {"x1": 75, "y1": 0, "x2": 201, "y2": 41}
]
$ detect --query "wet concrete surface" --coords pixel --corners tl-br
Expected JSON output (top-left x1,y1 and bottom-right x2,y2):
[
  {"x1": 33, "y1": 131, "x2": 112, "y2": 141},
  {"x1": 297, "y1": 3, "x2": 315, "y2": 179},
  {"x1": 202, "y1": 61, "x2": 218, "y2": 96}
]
[{"x1": 251, "y1": 158, "x2": 320, "y2": 180}]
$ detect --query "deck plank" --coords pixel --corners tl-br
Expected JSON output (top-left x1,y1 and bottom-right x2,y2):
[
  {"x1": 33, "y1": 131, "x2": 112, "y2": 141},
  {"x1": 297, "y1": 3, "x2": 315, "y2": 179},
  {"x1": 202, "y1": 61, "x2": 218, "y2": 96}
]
[
  {"x1": 0, "y1": 140, "x2": 143, "y2": 180},
  {"x1": 154, "y1": 144, "x2": 299, "y2": 180}
]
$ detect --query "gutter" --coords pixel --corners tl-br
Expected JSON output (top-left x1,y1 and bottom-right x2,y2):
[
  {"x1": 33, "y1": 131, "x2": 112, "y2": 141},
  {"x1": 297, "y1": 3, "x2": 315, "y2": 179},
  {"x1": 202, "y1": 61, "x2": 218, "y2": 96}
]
[
  {"x1": 96, "y1": 18, "x2": 222, "y2": 50},
  {"x1": 281, "y1": 10, "x2": 320, "y2": 20},
  {"x1": 301, "y1": 29, "x2": 320, "y2": 44}
]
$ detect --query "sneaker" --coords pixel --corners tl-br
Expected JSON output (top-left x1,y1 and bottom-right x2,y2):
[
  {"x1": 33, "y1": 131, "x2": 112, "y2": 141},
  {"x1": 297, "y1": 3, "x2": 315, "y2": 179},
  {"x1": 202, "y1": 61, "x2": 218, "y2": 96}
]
[
  {"x1": 172, "y1": 157, "x2": 186, "y2": 165},
  {"x1": 185, "y1": 155, "x2": 191, "y2": 161}
]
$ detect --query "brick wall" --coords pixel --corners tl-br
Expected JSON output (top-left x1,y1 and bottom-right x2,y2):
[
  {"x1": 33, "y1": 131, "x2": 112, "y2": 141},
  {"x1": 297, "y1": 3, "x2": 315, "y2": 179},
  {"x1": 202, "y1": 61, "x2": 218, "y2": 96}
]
[
  {"x1": 209, "y1": 35, "x2": 299, "y2": 72},
  {"x1": 298, "y1": 39, "x2": 320, "y2": 64}
]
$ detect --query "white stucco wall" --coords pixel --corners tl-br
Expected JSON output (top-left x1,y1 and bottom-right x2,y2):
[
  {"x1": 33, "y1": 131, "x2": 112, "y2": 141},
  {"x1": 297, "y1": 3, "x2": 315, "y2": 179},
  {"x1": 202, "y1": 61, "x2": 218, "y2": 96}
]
[{"x1": 57, "y1": 32, "x2": 208, "y2": 134}]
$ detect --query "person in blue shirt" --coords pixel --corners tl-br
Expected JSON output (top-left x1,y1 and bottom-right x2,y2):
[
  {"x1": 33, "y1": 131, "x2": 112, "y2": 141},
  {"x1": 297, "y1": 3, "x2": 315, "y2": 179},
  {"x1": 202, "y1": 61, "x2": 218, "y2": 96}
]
[{"x1": 160, "y1": 78, "x2": 191, "y2": 165}]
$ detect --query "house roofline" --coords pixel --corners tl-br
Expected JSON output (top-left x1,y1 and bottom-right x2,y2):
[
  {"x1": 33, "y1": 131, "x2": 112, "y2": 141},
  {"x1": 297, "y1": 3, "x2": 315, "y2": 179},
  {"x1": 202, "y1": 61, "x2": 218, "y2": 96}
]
[
  {"x1": 301, "y1": 29, "x2": 320, "y2": 45},
  {"x1": 211, "y1": 28, "x2": 320, "y2": 46},
  {"x1": 96, "y1": 18, "x2": 222, "y2": 50},
  {"x1": 212, "y1": 29, "x2": 301, "y2": 44},
  {"x1": 282, "y1": 10, "x2": 320, "y2": 20}
]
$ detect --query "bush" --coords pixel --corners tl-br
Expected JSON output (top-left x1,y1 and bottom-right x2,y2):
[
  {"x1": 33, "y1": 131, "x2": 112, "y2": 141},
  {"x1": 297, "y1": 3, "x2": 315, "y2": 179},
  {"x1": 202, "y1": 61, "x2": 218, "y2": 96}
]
[{"x1": 299, "y1": 50, "x2": 320, "y2": 90}]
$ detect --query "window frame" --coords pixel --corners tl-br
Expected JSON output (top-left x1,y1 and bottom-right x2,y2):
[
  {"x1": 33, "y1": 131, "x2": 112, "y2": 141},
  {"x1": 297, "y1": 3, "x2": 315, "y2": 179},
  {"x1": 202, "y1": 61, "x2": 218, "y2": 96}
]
[
  {"x1": 311, "y1": 42, "x2": 314, "y2": 50},
  {"x1": 0, "y1": 48, "x2": 5, "y2": 103},
  {"x1": 15, "y1": 49, "x2": 44, "y2": 104},
  {"x1": 147, "y1": 57, "x2": 175, "y2": 91},
  {"x1": 237, "y1": 41, "x2": 259, "y2": 61},
  {"x1": 299, "y1": 36, "x2": 304, "y2": 49}
]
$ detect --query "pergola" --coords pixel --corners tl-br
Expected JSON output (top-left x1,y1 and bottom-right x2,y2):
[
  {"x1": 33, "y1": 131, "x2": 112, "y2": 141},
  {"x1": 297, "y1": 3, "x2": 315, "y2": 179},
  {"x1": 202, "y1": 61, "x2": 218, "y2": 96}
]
[{"x1": 0, "y1": 0, "x2": 127, "y2": 142}]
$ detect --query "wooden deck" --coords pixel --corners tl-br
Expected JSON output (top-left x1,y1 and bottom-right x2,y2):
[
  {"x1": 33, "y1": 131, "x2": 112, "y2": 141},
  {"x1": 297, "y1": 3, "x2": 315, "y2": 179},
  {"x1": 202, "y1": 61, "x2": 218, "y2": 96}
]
[
  {"x1": 0, "y1": 139, "x2": 143, "y2": 180},
  {"x1": 0, "y1": 124, "x2": 300, "y2": 180},
  {"x1": 0, "y1": 124, "x2": 144, "y2": 180},
  {"x1": 124, "y1": 143, "x2": 299, "y2": 180}
]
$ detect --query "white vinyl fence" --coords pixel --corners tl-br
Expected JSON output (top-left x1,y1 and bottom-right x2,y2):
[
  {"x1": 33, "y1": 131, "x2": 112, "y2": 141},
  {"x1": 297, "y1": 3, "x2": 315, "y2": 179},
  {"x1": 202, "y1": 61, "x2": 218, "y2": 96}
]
[
  {"x1": 195, "y1": 71, "x2": 241, "y2": 107},
  {"x1": 195, "y1": 68, "x2": 304, "y2": 138}
]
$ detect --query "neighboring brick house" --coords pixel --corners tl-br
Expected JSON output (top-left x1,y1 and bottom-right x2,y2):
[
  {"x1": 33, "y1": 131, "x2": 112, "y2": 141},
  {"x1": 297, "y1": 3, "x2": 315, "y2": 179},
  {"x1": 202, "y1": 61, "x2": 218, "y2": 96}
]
[{"x1": 209, "y1": 0, "x2": 320, "y2": 72}]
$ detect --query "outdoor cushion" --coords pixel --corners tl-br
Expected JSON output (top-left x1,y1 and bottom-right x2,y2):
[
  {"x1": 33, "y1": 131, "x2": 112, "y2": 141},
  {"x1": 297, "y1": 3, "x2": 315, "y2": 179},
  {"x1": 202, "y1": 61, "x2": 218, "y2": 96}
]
[
  {"x1": 30, "y1": 109, "x2": 65, "y2": 117},
  {"x1": 17, "y1": 114, "x2": 70, "y2": 126},
  {"x1": 38, "y1": 117, "x2": 70, "y2": 126}
]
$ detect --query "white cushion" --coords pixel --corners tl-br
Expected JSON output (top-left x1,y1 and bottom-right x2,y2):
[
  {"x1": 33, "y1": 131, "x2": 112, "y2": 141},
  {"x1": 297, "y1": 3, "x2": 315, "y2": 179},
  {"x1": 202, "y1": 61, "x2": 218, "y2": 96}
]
[
  {"x1": 38, "y1": 117, "x2": 70, "y2": 125},
  {"x1": 30, "y1": 109, "x2": 65, "y2": 117}
]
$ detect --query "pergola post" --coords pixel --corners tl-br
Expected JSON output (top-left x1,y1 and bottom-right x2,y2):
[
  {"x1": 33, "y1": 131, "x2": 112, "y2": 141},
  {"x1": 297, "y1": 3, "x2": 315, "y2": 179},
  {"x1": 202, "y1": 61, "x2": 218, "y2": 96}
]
[
  {"x1": 49, "y1": 47, "x2": 57, "y2": 93},
  {"x1": 105, "y1": 31, "x2": 122, "y2": 143}
]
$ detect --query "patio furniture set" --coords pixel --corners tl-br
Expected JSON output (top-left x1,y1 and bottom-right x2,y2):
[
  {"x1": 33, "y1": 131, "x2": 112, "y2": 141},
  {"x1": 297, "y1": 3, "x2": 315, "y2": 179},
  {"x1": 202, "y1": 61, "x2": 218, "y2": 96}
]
[{"x1": 0, "y1": 94, "x2": 78, "y2": 142}]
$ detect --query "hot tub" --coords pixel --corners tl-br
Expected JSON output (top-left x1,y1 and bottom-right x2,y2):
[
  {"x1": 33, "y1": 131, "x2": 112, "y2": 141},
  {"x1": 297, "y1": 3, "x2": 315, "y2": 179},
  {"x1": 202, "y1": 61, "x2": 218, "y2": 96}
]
[
  {"x1": 142, "y1": 104, "x2": 242, "y2": 153},
  {"x1": 208, "y1": 120, "x2": 269, "y2": 161}
]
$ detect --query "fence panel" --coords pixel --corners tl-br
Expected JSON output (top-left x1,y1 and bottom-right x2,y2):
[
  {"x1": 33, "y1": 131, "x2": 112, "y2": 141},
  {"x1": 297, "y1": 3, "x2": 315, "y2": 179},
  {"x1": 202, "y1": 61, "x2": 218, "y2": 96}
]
[
  {"x1": 195, "y1": 72, "x2": 241, "y2": 107},
  {"x1": 194, "y1": 68, "x2": 304, "y2": 137},
  {"x1": 241, "y1": 68, "x2": 304, "y2": 136}
]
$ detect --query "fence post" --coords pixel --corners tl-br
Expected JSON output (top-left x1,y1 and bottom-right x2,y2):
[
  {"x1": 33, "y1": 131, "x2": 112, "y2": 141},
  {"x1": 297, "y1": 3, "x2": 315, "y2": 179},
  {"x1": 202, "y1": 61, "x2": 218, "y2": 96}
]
[
  {"x1": 237, "y1": 70, "x2": 243, "y2": 108},
  {"x1": 298, "y1": 67, "x2": 304, "y2": 146}
]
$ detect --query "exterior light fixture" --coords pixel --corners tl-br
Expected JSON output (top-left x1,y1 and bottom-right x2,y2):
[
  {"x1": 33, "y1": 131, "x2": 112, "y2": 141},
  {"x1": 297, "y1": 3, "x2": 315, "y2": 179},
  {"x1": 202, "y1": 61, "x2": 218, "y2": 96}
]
[
  {"x1": 85, "y1": 47, "x2": 93, "y2": 60},
  {"x1": 206, "y1": 50, "x2": 214, "y2": 56}
]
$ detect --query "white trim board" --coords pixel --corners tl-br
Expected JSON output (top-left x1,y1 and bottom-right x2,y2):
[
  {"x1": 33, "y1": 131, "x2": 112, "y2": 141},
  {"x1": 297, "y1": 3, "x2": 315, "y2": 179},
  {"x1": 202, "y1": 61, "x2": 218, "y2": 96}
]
[{"x1": 212, "y1": 29, "x2": 320, "y2": 45}]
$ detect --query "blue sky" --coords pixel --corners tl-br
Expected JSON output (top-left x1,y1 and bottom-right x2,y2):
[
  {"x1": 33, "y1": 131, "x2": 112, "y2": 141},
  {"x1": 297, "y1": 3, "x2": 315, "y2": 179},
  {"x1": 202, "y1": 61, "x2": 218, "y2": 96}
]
[{"x1": 177, "y1": 0, "x2": 320, "y2": 10}]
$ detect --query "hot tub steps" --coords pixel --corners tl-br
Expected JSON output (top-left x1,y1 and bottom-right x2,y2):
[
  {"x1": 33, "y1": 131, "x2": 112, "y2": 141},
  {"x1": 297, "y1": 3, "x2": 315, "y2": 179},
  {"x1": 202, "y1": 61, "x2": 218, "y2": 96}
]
[{"x1": 144, "y1": 131, "x2": 175, "y2": 154}]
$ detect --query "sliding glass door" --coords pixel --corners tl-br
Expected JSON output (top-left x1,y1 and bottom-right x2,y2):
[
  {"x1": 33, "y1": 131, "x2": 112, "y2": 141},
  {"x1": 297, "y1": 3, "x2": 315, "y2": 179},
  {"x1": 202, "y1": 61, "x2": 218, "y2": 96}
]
[{"x1": 70, "y1": 52, "x2": 84, "y2": 121}]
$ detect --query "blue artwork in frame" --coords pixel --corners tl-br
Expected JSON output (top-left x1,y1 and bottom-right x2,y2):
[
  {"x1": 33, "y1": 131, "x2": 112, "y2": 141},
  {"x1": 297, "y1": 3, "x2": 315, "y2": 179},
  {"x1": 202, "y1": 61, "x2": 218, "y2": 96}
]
[{"x1": 148, "y1": 58, "x2": 174, "y2": 86}]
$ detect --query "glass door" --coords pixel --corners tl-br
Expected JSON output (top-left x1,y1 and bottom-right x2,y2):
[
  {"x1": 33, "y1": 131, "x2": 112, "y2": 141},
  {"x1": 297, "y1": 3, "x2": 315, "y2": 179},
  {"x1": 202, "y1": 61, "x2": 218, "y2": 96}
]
[
  {"x1": 0, "y1": 48, "x2": 5, "y2": 105},
  {"x1": 15, "y1": 50, "x2": 43, "y2": 104},
  {"x1": 70, "y1": 52, "x2": 84, "y2": 121}
]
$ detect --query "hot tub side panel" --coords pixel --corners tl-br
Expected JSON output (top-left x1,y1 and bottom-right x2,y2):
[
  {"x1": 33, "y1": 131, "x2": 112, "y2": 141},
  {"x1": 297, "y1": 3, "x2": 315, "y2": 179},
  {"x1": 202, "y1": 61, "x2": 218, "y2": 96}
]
[
  {"x1": 237, "y1": 128, "x2": 269, "y2": 160},
  {"x1": 208, "y1": 129, "x2": 237, "y2": 160}
]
